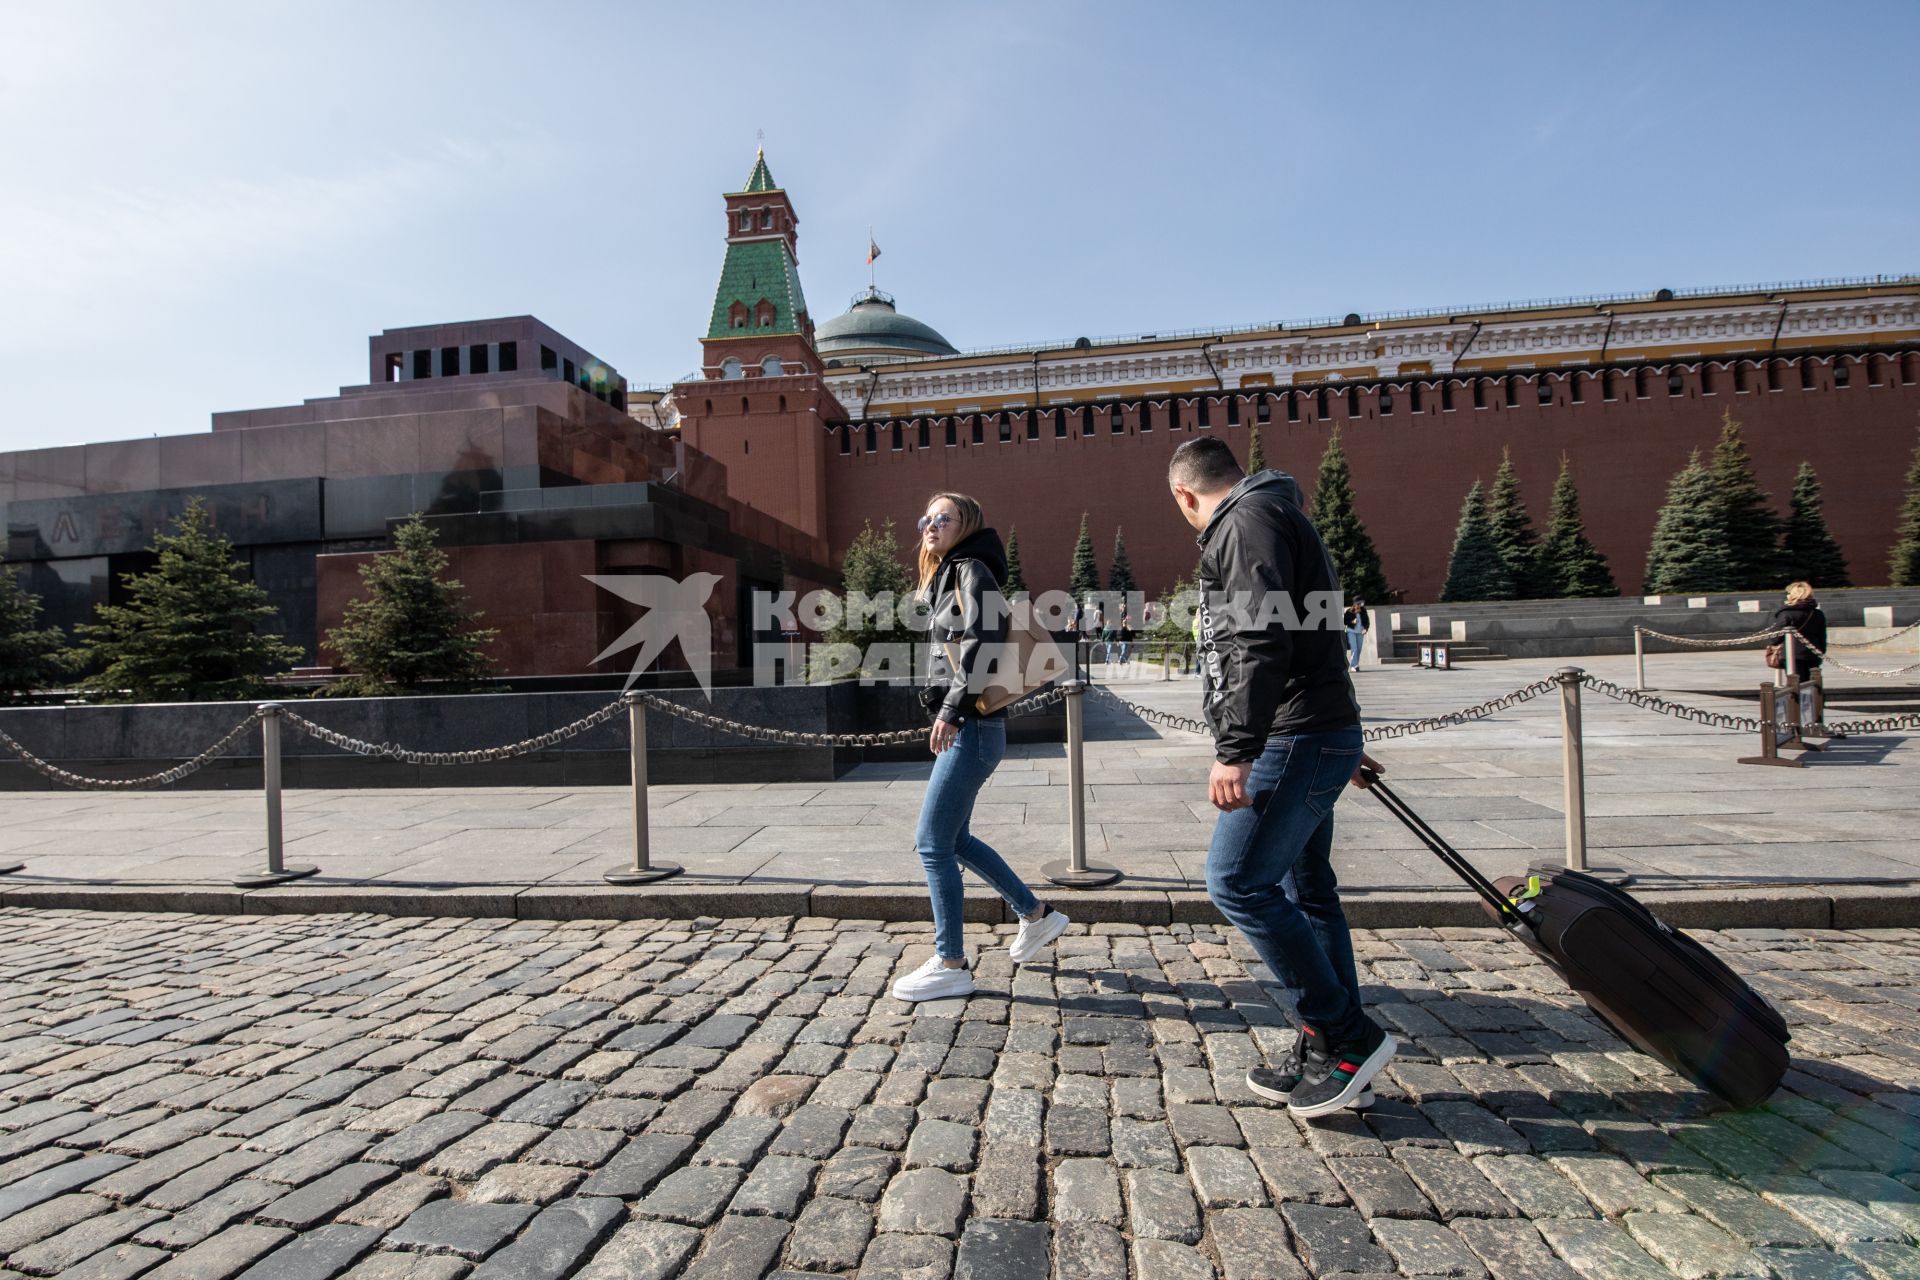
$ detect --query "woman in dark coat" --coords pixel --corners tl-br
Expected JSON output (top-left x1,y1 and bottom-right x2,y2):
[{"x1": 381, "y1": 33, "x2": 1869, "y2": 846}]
[{"x1": 1767, "y1": 581, "x2": 1827, "y2": 732}]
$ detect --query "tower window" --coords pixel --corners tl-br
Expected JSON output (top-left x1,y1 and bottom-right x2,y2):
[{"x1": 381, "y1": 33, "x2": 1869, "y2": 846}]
[
  {"x1": 541, "y1": 345, "x2": 557, "y2": 371},
  {"x1": 730, "y1": 302, "x2": 749, "y2": 330},
  {"x1": 498, "y1": 341, "x2": 517, "y2": 372},
  {"x1": 412, "y1": 349, "x2": 431, "y2": 379},
  {"x1": 760, "y1": 355, "x2": 783, "y2": 376},
  {"x1": 441, "y1": 346, "x2": 460, "y2": 377},
  {"x1": 756, "y1": 299, "x2": 776, "y2": 328},
  {"x1": 385, "y1": 353, "x2": 403, "y2": 382},
  {"x1": 720, "y1": 357, "x2": 743, "y2": 379},
  {"x1": 738, "y1": 210, "x2": 751, "y2": 231},
  {"x1": 761, "y1": 209, "x2": 774, "y2": 230},
  {"x1": 469, "y1": 344, "x2": 489, "y2": 375}
]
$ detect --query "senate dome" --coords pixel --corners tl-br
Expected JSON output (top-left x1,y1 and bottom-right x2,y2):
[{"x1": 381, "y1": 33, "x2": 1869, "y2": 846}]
[{"x1": 815, "y1": 287, "x2": 959, "y2": 364}]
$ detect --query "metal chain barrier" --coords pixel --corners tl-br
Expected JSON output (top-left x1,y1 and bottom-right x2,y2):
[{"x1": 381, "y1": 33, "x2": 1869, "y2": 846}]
[
  {"x1": 633, "y1": 683, "x2": 1069, "y2": 748},
  {"x1": 1090, "y1": 676, "x2": 1563, "y2": 742},
  {"x1": 1822, "y1": 619, "x2": 1920, "y2": 647},
  {"x1": 1579, "y1": 673, "x2": 1766, "y2": 732},
  {"x1": 1634, "y1": 625, "x2": 1785, "y2": 648},
  {"x1": 0, "y1": 710, "x2": 265, "y2": 790},
  {"x1": 280, "y1": 699, "x2": 628, "y2": 765},
  {"x1": 1783, "y1": 629, "x2": 1920, "y2": 679}
]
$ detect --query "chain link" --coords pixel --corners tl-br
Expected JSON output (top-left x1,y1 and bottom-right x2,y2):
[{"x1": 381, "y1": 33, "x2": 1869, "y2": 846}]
[
  {"x1": 1579, "y1": 673, "x2": 1766, "y2": 731},
  {"x1": 1090, "y1": 677, "x2": 1564, "y2": 742},
  {"x1": 0, "y1": 711, "x2": 266, "y2": 790},
  {"x1": 1825, "y1": 619, "x2": 1920, "y2": 648},
  {"x1": 632, "y1": 684, "x2": 1069, "y2": 748},
  {"x1": 279, "y1": 699, "x2": 628, "y2": 765},
  {"x1": 1780, "y1": 629, "x2": 1920, "y2": 679},
  {"x1": 1635, "y1": 625, "x2": 1786, "y2": 649}
]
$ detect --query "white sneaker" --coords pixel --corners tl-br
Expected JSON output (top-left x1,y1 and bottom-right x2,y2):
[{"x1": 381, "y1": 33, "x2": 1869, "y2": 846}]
[
  {"x1": 891, "y1": 955, "x2": 975, "y2": 1002},
  {"x1": 1009, "y1": 908, "x2": 1070, "y2": 963}
]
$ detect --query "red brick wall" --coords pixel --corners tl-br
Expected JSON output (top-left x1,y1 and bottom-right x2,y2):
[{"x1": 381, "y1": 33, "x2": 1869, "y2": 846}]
[{"x1": 813, "y1": 356, "x2": 1920, "y2": 603}]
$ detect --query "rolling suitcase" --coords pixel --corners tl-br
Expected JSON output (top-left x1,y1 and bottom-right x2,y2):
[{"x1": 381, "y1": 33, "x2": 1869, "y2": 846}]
[{"x1": 1358, "y1": 769, "x2": 1789, "y2": 1108}]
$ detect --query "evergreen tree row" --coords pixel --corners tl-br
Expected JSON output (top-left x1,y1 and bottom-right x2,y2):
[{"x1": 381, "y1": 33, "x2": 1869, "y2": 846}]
[{"x1": 1440, "y1": 453, "x2": 1619, "y2": 602}]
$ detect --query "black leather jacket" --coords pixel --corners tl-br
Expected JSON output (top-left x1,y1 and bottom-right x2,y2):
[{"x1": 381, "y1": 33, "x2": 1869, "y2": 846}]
[
  {"x1": 920, "y1": 528, "x2": 1011, "y2": 726},
  {"x1": 1196, "y1": 470, "x2": 1361, "y2": 763}
]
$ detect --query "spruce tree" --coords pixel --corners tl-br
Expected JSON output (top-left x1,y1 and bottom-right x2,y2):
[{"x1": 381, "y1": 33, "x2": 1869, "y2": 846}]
[
  {"x1": 1644, "y1": 450, "x2": 1740, "y2": 594},
  {"x1": 0, "y1": 560, "x2": 75, "y2": 704},
  {"x1": 1003, "y1": 526, "x2": 1027, "y2": 598},
  {"x1": 1068, "y1": 514, "x2": 1101, "y2": 607},
  {"x1": 1108, "y1": 528, "x2": 1138, "y2": 598},
  {"x1": 1247, "y1": 426, "x2": 1266, "y2": 473},
  {"x1": 322, "y1": 515, "x2": 498, "y2": 694},
  {"x1": 815, "y1": 519, "x2": 912, "y2": 680},
  {"x1": 1891, "y1": 434, "x2": 1920, "y2": 587},
  {"x1": 77, "y1": 497, "x2": 302, "y2": 702},
  {"x1": 1440, "y1": 480, "x2": 1516, "y2": 602},
  {"x1": 1486, "y1": 447, "x2": 1547, "y2": 598},
  {"x1": 1780, "y1": 462, "x2": 1851, "y2": 589},
  {"x1": 1147, "y1": 575, "x2": 1199, "y2": 663},
  {"x1": 1309, "y1": 427, "x2": 1390, "y2": 602},
  {"x1": 1541, "y1": 454, "x2": 1618, "y2": 598},
  {"x1": 1709, "y1": 411, "x2": 1784, "y2": 588}
]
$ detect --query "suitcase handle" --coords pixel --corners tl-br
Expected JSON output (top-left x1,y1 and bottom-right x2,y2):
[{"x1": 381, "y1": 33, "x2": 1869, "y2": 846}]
[{"x1": 1358, "y1": 766, "x2": 1528, "y2": 928}]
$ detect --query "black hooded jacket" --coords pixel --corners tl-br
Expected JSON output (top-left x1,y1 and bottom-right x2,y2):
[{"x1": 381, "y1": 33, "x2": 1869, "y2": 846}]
[
  {"x1": 1195, "y1": 470, "x2": 1361, "y2": 763},
  {"x1": 921, "y1": 527, "x2": 1011, "y2": 725}
]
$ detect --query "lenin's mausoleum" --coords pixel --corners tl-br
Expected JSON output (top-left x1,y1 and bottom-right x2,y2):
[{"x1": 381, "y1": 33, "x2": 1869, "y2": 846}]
[{"x1": 3, "y1": 152, "x2": 1917, "y2": 677}]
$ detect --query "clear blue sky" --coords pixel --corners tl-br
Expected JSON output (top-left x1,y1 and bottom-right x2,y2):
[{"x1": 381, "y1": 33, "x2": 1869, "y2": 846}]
[{"x1": 3, "y1": 1, "x2": 1915, "y2": 453}]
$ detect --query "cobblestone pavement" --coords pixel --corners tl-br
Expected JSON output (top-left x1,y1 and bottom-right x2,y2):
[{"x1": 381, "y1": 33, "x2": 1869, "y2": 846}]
[{"x1": 4, "y1": 909, "x2": 1920, "y2": 1280}]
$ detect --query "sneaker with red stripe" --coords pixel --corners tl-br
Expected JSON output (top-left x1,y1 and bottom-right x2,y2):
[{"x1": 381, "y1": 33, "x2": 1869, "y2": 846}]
[{"x1": 1287, "y1": 1018, "x2": 1396, "y2": 1119}]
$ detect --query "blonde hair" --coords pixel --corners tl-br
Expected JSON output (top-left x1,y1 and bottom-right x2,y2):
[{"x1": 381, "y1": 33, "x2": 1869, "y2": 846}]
[
  {"x1": 915, "y1": 492, "x2": 984, "y2": 594},
  {"x1": 1785, "y1": 580, "x2": 1814, "y2": 606}
]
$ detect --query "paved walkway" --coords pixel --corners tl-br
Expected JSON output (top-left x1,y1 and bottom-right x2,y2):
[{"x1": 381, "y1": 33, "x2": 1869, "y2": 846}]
[
  {"x1": 0, "y1": 653, "x2": 1914, "y2": 904},
  {"x1": 3, "y1": 909, "x2": 1920, "y2": 1279}
]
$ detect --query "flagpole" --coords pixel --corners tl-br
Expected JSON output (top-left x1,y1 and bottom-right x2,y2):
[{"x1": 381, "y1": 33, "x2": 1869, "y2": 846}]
[{"x1": 868, "y1": 225, "x2": 874, "y2": 290}]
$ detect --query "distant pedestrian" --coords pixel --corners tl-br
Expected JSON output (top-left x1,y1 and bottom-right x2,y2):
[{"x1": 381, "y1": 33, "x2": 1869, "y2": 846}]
[
  {"x1": 1343, "y1": 599, "x2": 1369, "y2": 672},
  {"x1": 1166, "y1": 437, "x2": 1394, "y2": 1117},
  {"x1": 1118, "y1": 608, "x2": 1135, "y2": 665},
  {"x1": 1767, "y1": 581, "x2": 1827, "y2": 736},
  {"x1": 897, "y1": 492, "x2": 1070, "y2": 1002}
]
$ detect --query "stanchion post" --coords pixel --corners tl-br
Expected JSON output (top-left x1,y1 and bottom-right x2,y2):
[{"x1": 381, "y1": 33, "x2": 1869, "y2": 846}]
[
  {"x1": 1633, "y1": 627, "x2": 1646, "y2": 691},
  {"x1": 607, "y1": 693, "x2": 682, "y2": 884},
  {"x1": 1738, "y1": 683, "x2": 1803, "y2": 768},
  {"x1": 1556, "y1": 669, "x2": 1588, "y2": 872},
  {"x1": 1042, "y1": 680, "x2": 1122, "y2": 888},
  {"x1": 233, "y1": 704, "x2": 318, "y2": 888}
]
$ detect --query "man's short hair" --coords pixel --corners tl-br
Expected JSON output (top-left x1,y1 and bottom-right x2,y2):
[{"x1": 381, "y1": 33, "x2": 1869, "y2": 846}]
[{"x1": 1168, "y1": 437, "x2": 1245, "y2": 493}]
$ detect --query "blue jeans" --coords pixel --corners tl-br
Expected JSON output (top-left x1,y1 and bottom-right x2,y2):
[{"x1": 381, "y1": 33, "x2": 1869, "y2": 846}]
[
  {"x1": 916, "y1": 717, "x2": 1040, "y2": 959},
  {"x1": 1346, "y1": 627, "x2": 1365, "y2": 670},
  {"x1": 1205, "y1": 726, "x2": 1368, "y2": 1044}
]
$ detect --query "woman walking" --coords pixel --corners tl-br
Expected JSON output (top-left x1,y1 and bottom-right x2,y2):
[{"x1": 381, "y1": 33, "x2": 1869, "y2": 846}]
[{"x1": 893, "y1": 493, "x2": 1071, "y2": 1002}]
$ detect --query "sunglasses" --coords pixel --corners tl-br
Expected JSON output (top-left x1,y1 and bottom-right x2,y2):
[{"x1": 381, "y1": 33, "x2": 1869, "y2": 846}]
[{"x1": 917, "y1": 513, "x2": 955, "y2": 532}]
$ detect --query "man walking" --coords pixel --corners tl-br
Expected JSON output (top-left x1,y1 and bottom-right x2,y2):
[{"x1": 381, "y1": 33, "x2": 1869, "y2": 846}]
[{"x1": 1167, "y1": 437, "x2": 1394, "y2": 1117}]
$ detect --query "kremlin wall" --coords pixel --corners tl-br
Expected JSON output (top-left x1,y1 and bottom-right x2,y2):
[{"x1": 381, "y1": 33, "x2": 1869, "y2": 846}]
[{"x1": 1, "y1": 150, "x2": 1916, "y2": 679}]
